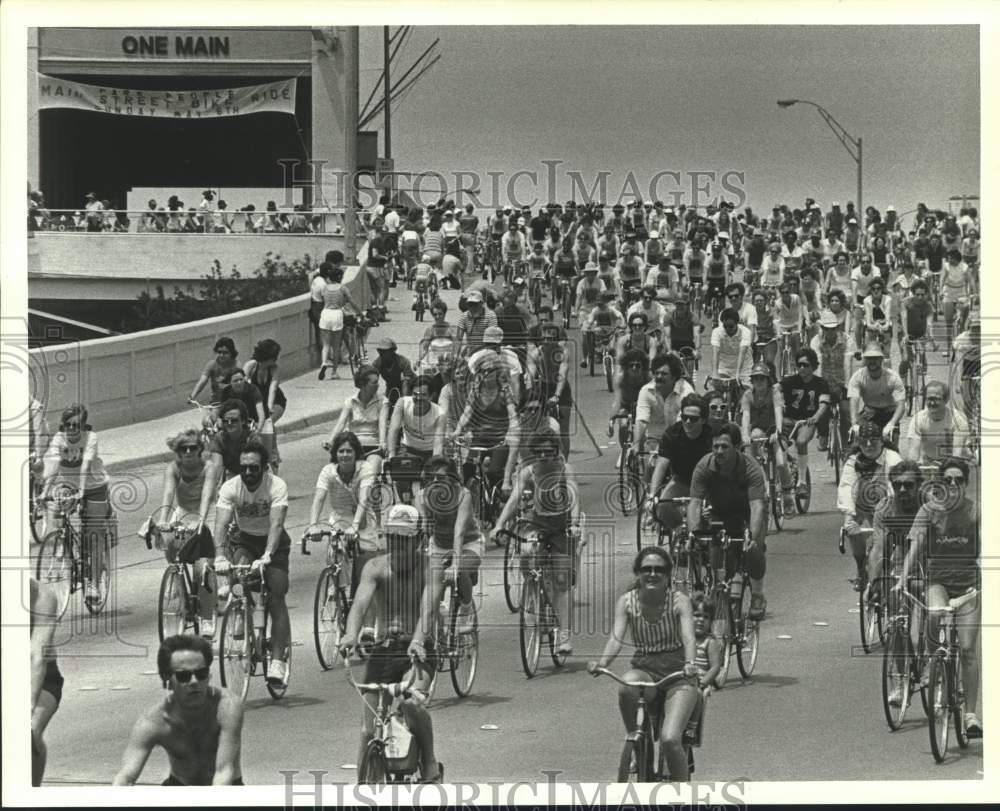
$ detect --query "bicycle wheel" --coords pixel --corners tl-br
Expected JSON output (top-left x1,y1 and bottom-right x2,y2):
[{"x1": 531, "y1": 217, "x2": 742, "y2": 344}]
[
  {"x1": 712, "y1": 588, "x2": 732, "y2": 688},
  {"x1": 617, "y1": 736, "x2": 653, "y2": 783},
  {"x1": 157, "y1": 566, "x2": 190, "y2": 641},
  {"x1": 859, "y1": 579, "x2": 880, "y2": 654},
  {"x1": 830, "y1": 421, "x2": 842, "y2": 484},
  {"x1": 544, "y1": 588, "x2": 567, "y2": 668},
  {"x1": 636, "y1": 496, "x2": 657, "y2": 553},
  {"x1": 953, "y1": 655, "x2": 970, "y2": 750},
  {"x1": 927, "y1": 652, "x2": 950, "y2": 763},
  {"x1": 735, "y1": 578, "x2": 760, "y2": 680},
  {"x1": 794, "y1": 468, "x2": 811, "y2": 514},
  {"x1": 313, "y1": 568, "x2": 347, "y2": 670},
  {"x1": 35, "y1": 529, "x2": 72, "y2": 617},
  {"x1": 503, "y1": 534, "x2": 522, "y2": 613},
  {"x1": 604, "y1": 352, "x2": 614, "y2": 393},
  {"x1": 218, "y1": 600, "x2": 252, "y2": 702},
  {"x1": 357, "y1": 740, "x2": 390, "y2": 787},
  {"x1": 29, "y1": 481, "x2": 46, "y2": 545},
  {"x1": 588, "y1": 339, "x2": 596, "y2": 376},
  {"x1": 768, "y1": 455, "x2": 784, "y2": 532},
  {"x1": 519, "y1": 578, "x2": 542, "y2": 678},
  {"x1": 449, "y1": 597, "x2": 478, "y2": 697},
  {"x1": 85, "y1": 535, "x2": 111, "y2": 616},
  {"x1": 264, "y1": 604, "x2": 290, "y2": 700},
  {"x1": 881, "y1": 627, "x2": 912, "y2": 730}
]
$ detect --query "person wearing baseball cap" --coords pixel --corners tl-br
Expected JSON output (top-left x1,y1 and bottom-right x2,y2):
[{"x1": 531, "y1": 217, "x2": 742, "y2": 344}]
[
  {"x1": 340, "y1": 501, "x2": 444, "y2": 784},
  {"x1": 372, "y1": 336, "x2": 415, "y2": 411},
  {"x1": 456, "y1": 286, "x2": 498, "y2": 355},
  {"x1": 846, "y1": 342, "x2": 905, "y2": 451},
  {"x1": 837, "y1": 418, "x2": 903, "y2": 592},
  {"x1": 575, "y1": 261, "x2": 607, "y2": 333}
]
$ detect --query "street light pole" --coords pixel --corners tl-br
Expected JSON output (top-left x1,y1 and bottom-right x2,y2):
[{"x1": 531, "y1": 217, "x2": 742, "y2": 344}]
[{"x1": 778, "y1": 99, "x2": 862, "y2": 221}]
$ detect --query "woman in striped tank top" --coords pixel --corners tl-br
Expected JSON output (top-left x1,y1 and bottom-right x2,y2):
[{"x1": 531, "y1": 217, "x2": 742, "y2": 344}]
[{"x1": 588, "y1": 547, "x2": 701, "y2": 780}]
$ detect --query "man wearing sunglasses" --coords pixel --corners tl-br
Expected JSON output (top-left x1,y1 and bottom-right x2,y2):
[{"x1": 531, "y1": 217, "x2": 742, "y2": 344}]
[
  {"x1": 838, "y1": 420, "x2": 903, "y2": 591},
  {"x1": 114, "y1": 635, "x2": 244, "y2": 785},
  {"x1": 633, "y1": 354, "x2": 695, "y2": 466},
  {"x1": 906, "y1": 380, "x2": 970, "y2": 464},
  {"x1": 898, "y1": 457, "x2": 981, "y2": 738},
  {"x1": 718, "y1": 282, "x2": 758, "y2": 335},
  {"x1": 687, "y1": 423, "x2": 770, "y2": 620},
  {"x1": 213, "y1": 439, "x2": 293, "y2": 687},
  {"x1": 779, "y1": 348, "x2": 831, "y2": 498}
]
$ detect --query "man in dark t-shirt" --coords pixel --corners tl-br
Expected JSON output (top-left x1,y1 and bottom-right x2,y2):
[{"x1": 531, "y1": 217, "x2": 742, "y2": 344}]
[
  {"x1": 779, "y1": 347, "x2": 831, "y2": 497},
  {"x1": 646, "y1": 393, "x2": 715, "y2": 530}
]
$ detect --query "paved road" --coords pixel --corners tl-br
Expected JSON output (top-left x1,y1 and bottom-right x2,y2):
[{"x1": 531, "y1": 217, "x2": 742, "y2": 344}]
[{"x1": 34, "y1": 314, "x2": 983, "y2": 787}]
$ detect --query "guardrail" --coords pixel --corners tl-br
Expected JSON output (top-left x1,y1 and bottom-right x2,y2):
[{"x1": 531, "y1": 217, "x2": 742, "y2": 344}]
[{"x1": 27, "y1": 208, "x2": 368, "y2": 236}]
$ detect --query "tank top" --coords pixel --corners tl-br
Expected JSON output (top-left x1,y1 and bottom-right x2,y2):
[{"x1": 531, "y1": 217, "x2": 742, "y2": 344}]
[
  {"x1": 470, "y1": 386, "x2": 511, "y2": 445},
  {"x1": 419, "y1": 486, "x2": 478, "y2": 549},
  {"x1": 670, "y1": 244, "x2": 685, "y2": 264},
  {"x1": 646, "y1": 240, "x2": 663, "y2": 263},
  {"x1": 705, "y1": 256, "x2": 725, "y2": 279},
  {"x1": 528, "y1": 254, "x2": 548, "y2": 274},
  {"x1": 844, "y1": 229, "x2": 860, "y2": 252},
  {"x1": 620, "y1": 257, "x2": 641, "y2": 282},
  {"x1": 531, "y1": 463, "x2": 573, "y2": 536},
  {"x1": 554, "y1": 251, "x2": 576, "y2": 275},
  {"x1": 384, "y1": 560, "x2": 427, "y2": 638},
  {"x1": 620, "y1": 375, "x2": 644, "y2": 409},
  {"x1": 579, "y1": 281, "x2": 601, "y2": 306},
  {"x1": 626, "y1": 333, "x2": 651, "y2": 355},
  {"x1": 322, "y1": 283, "x2": 347, "y2": 309},
  {"x1": 747, "y1": 241, "x2": 765, "y2": 267},
  {"x1": 925, "y1": 500, "x2": 979, "y2": 591},
  {"x1": 246, "y1": 361, "x2": 279, "y2": 417},
  {"x1": 819, "y1": 333, "x2": 848, "y2": 388},
  {"x1": 399, "y1": 397, "x2": 442, "y2": 452},
  {"x1": 755, "y1": 308, "x2": 775, "y2": 341},
  {"x1": 627, "y1": 589, "x2": 683, "y2": 655},
  {"x1": 694, "y1": 637, "x2": 711, "y2": 673},
  {"x1": 747, "y1": 389, "x2": 776, "y2": 432},
  {"x1": 869, "y1": 296, "x2": 888, "y2": 323},
  {"x1": 174, "y1": 464, "x2": 207, "y2": 513},
  {"x1": 687, "y1": 251, "x2": 705, "y2": 275}
]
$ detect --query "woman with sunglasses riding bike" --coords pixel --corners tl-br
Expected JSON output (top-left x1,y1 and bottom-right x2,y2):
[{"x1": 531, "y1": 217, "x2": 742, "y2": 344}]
[{"x1": 587, "y1": 546, "x2": 700, "y2": 780}]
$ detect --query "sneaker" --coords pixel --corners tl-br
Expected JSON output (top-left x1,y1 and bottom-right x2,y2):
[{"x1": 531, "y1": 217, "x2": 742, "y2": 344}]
[
  {"x1": 456, "y1": 602, "x2": 475, "y2": 634},
  {"x1": 318, "y1": 363, "x2": 328, "y2": 381},
  {"x1": 580, "y1": 359, "x2": 588, "y2": 368},
  {"x1": 783, "y1": 494, "x2": 797, "y2": 517},
  {"x1": 748, "y1": 593, "x2": 766, "y2": 621},
  {"x1": 965, "y1": 713, "x2": 982, "y2": 739},
  {"x1": 359, "y1": 626, "x2": 376, "y2": 645},
  {"x1": 796, "y1": 482, "x2": 809, "y2": 497},
  {"x1": 817, "y1": 436, "x2": 829, "y2": 452},
  {"x1": 557, "y1": 629, "x2": 573, "y2": 654},
  {"x1": 266, "y1": 659, "x2": 287, "y2": 685},
  {"x1": 888, "y1": 679, "x2": 904, "y2": 707},
  {"x1": 200, "y1": 615, "x2": 216, "y2": 640}
]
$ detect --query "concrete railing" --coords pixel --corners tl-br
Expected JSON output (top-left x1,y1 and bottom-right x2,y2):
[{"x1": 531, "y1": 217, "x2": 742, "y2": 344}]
[{"x1": 29, "y1": 265, "x2": 371, "y2": 430}]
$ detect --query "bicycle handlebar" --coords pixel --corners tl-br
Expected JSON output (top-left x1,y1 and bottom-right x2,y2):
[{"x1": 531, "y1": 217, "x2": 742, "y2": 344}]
[
  {"x1": 343, "y1": 649, "x2": 425, "y2": 701},
  {"x1": 301, "y1": 523, "x2": 346, "y2": 555},
  {"x1": 589, "y1": 666, "x2": 695, "y2": 690},
  {"x1": 450, "y1": 436, "x2": 507, "y2": 452}
]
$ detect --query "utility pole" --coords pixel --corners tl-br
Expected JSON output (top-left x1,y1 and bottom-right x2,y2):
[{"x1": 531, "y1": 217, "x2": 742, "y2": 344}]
[
  {"x1": 343, "y1": 26, "x2": 359, "y2": 258},
  {"x1": 383, "y1": 26, "x2": 392, "y2": 200}
]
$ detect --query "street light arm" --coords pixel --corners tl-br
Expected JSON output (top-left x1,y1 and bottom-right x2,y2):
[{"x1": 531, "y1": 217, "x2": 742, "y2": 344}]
[{"x1": 793, "y1": 100, "x2": 860, "y2": 162}]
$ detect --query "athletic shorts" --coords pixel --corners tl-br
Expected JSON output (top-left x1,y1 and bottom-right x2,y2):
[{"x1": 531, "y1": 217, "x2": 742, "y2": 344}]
[
  {"x1": 41, "y1": 660, "x2": 64, "y2": 704},
  {"x1": 319, "y1": 308, "x2": 345, "y2": 331},
  {"x1": 231, "y1": 530, "x2": 291, "y2": 573},
  {"x1": 363, "y1": 637, "x2": 437, "y2": 685}
]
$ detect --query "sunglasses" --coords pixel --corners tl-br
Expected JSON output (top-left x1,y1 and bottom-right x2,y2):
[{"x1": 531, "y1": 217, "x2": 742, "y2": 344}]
[
  {"x1": 797, "y1": 361, "x2": 813, "y2": 368},
  {"x1": 64, "y1": 421, "x2": 82, "y2": 429},
  {"x1": 642, "y1": 296, "x2": 653, "y2": 301},
  {"x1": 709, "y1": 404, "x2": 727, "y2": 412},
  {"x1": 860, "y1": 437, "x2": 881, "y2": 446},
  {"x1": 172, "y1": 666, "x2": 210, "y2": 684},
  {"x1": 680, "y1": 414, "x2": 702, "y2": 423},
  {"x1": 925, "y1": 397, "x2": 943, "y2": 404},
  {"x1": 893, "y1": 480, "x2": 918, "y2": 490},
  {"x1": 627, "y1": 362, "x2": 644, "y2": 369},
  {"x1": 177, "y1": 445, "x2": 201, "y2": 454},
  {"x1": 943, "y1": 476, "x2": 966, "y2": 485},
  {"x1": 640, "y1": 565, "x2": 667, "y2": 574},
  {"x1": 222, "y1": 417, "x2": 242, "y2": 425},
  {"x1": 240, "y1": 464, "x2": 262, "y2": 473}
]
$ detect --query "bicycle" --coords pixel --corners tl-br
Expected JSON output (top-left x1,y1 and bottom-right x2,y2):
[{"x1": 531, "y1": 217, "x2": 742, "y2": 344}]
[
  {"x1": 528, "y1": 271, "x2": 546, "y2": 315},
  {"x1": 302, "y1": 523, "x2": 355, "y2": 671},
  {"x1": 496, "y1": 528, "x2": 568, "y2": 678},
  {"x1": 483, "y1": 240, "x2": 502, "y2": 282},
  {"x1": 346, "y1": 311, "x2": 376, "y2": 378},
  {"x1": 881, "y1": 576, "x2": 930, "y2": 730},
  {"x1": 906, "y1": 586, "x2": 979, "y2": 763},
  {"x1": 451, "y1": 436, "x2": 506, "y2": 533},
  {"x1": 609, "y1": 411, "x2": 639, "y2": 516},
  {"x1": 590, "y1": 327, "x2": 621, "y2": 393},
  {"x1": 748, "y1": 434, "x2": 784, "y2": 533},
  {"x1": 217, "y1": 562, "x2": 290, "y2": 701},
  {"x1": 782, "y1": 419, "x2": 811, "y2": 515},
  {"x1": 412, "y1": 274, "x2": 437, "y2": 322},
  {"x1": 344, "y1": 651, "x2": 437, "y2": 785},
  {"x1": 852, "y1": 527, "x2": 887, "y2": 654},
  {"x1": 825, "y1": 395, "x2": 848, "y2": 484},
  {"x1": 705, "y1": 373, "x2": 743, "y2": 424},
  {"x1": 28, "y1": 458, "x2": 46, "y2": 544},
  {"x1": 502, "y1": 483, "x2": 536, "y2": 613},
  {"x1": 675, "y1": 345, "x2": 699, "y2": 381},
  {"x1": 903, "y1": 338, "x2": 928, "y2": 416},
  {"x1": 555, "y1": 277, "x2": 573, "y2": 329},
  {"x1": 146, "y1": 507, "x2": 211, "y2": 641},
  {"x1": 777, "y1": 327, "x2": 801, "y2": 377},
  {"x1": 34, "y1": 487, "x2": 113, "y2": 617},
  {"x1": 590, "y1": 667, "x2": 705, "y2": 782},
  {"x1": 187, "y1": 399, "x2": 221, "y2": 446},
  {"x1": 865, "y1": 323, "x2": 892, "y2": 360},
  {"x1": 424, "y1": 559, "x2": 479, "y2": 700}
]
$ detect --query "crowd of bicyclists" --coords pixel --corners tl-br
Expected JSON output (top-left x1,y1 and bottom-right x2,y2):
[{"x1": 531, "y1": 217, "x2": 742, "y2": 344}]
[{"x1": 29, "y1": 193, "x2": 981, "y2": 786}]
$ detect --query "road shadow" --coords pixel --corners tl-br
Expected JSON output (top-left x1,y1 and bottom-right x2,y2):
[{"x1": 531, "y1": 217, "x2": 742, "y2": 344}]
[
  {"x1": 428, "y1": 691, "x2": 514, "y2": 711},
  {"x1": 243, "y1": 693, "x2": 327, "y2": 711},
  {"x1": 720, "y1": 672, "x2": 799, "y2": 689}
]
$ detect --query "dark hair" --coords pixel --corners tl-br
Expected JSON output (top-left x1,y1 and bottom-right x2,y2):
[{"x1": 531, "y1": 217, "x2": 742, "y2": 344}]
[
  {"x1": 725, "y1": 281, "x2": 745, "y2": 298},
  {"x1": 329, "y1": 430, "x2": 363, "y2": 463},
  {"x1": 720, "y1": 307, "x2": 740, "y2": 325},
  {"x1": 330, "y1": 265, "x2": 345, "y2": 284},
  {"x1": 421, "y1": 454, "x2": 459, "y2": 484},
  {"x1": 529, "y1": 426, "x2": 562, "y2": 456},
  {"x1": 827, "y1": 289, "x2": 846, "y2": 307},
  {"x1": 795, "y1": 348, "x2": 819, "y2": 368},
  {"x1": 213, "y1": 336, "x2": 238, "y2": 358},
  {"x1": 938, "y1": 457, "x2": 970, "y2": 480},
  {"x1": 690, "y1": 591, "x2": 715, "y2": 616},
  {"x1": 329, "y1": 250, "x2": 345, "y2": 265},
  {"x1": 224, "y1": 368, "x2": 247, "y2": 383},
  {"x1": 629, "y1": 311, "x2": 649, "y2": 328},
  {"x1": 888, "y1": 459, "x2": 923, "y2": 483},
  {"x1": 411, "y1": 374, "x2": 433, "y2": 393},
  {"x1": 680, "y1": 393, "x2": 708, "y2": 420},
  {"x1": 910, "y1": 279, "x2": 928, "y2": 294},
  {"x1": 59, "y1": 403, "x2": 92, "y2": 431},
  {"x1": 538, "y1": 305, "x2": 554, "y2": 319},
  {"x1": 354, "y1": 364, "x2": 379, "y2": 389},
  {"x1": 239, "y1": 435, "x2": 270, "y2": 468},
  {"x1": 622, "y1": 348, "x2": 649, "y2": 375},
  {"x1": 713, "y1": 421, "x2": 742, "y2": 446},
  {"x1": 157, "y1": 634, "x2": 212, "y2": 684},
  {"x1": 318, "y1": 261, "x2": 333, "y2": 281},
  {"x1": 431, "y1": 298, "x2": 448, "y2": 315},
  {"x1": 632, "y1": 546, "x2": 672, "y2": 576},
  {"x1": 218, "y1": 398, "x2": 249, "y2": 423},
  {"x1": 252, "y1": 338, "x2": 281, "y2": 363}
]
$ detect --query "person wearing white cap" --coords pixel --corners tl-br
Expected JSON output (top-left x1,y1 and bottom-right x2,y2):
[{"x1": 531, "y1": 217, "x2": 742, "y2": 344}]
[
  {"x1": 810, "y1": 310, "x2": 856, "y2": 451},
  {"x1": 575, "y1": 261, "x2": 607, "y2": 328},
  {"x1": 340, "y1": 503, "x2": 443, "y2": 785},
  {"x1": 846, "y1": 344, "x2": 905, "y2": 443},
  {"x1": 467, "y1": 325, "x2": 523, "y2": 403}
]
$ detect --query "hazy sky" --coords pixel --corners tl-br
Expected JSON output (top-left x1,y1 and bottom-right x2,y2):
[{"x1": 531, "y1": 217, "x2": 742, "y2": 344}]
[{"x1": 359, "y1": 25, "x2": 979, "y2": 219}]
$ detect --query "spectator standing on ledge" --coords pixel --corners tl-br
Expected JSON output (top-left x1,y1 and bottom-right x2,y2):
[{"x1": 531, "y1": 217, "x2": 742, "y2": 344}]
[
  {"x1": 84, "y1": 192, "x2": 104, "y2": 232},
  {"x1": 198, "y1": 190, "x2": 216, "y2": 233}
]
